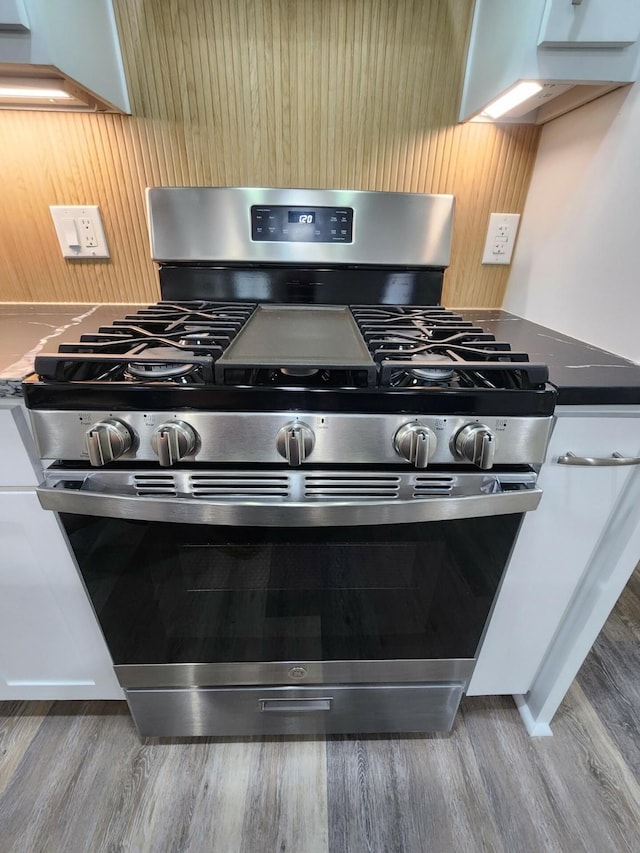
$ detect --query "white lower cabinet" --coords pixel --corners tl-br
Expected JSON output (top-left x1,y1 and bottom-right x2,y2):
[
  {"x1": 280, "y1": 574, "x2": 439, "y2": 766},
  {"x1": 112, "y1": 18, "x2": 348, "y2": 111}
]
[
  {"x1": 469, "y1": 408, "x2": 640, "y2": 696},
  {"x1": 0, "y1": 399, "x2": 120, "y2": 700},
  {"x1": 0, "y1": 406, "x2": 40, "y2": 487},
  {"x1": 0, "y1": 490, "x2": 123, "y2": 700}
]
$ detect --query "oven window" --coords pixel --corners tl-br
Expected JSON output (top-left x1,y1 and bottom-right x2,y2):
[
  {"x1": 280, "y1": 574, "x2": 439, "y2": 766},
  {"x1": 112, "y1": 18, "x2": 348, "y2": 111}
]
[{"x1": 60, "y1": 514, "x2": 523, "y2": 664}]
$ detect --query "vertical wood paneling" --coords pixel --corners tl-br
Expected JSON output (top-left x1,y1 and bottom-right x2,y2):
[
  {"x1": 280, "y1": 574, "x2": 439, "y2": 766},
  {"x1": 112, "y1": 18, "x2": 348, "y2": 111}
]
[{"x1": 0, "y1": 0, "x2": 540, "y2": 307}]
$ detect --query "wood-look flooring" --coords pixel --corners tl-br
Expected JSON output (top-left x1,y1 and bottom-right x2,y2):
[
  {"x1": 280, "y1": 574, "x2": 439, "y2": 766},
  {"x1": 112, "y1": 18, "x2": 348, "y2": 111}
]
[{"x1": 1, "y1": 566, "x2": 639, "y2": 853}]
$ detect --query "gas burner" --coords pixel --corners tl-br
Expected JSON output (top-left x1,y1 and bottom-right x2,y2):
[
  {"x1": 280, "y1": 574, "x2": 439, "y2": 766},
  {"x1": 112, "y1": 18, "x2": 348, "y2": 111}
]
[
  {"x1": 126, "y1": 347, "x2": 198, "y2": 380},
  {"x1": 178, "y1": 332, "x2": 218, "y2": 347},
  {"x1": 408, "y1": 353, "x2": 455, "y2": 382}
]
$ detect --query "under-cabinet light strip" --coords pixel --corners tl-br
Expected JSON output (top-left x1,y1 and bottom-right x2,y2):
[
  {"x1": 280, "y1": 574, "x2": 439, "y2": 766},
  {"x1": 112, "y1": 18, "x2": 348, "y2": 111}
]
[
  {"x1": 0, "y1": 86, "x2": 71, "y2": 99},
  {"x1": 483, "y1": 81, "x2": 543, "y2": 119}
]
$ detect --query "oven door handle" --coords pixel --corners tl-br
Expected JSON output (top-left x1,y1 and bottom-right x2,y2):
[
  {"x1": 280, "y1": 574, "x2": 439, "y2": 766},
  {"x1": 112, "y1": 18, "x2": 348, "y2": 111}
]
[{"x1": 36, "y1": 481, "x2": 543, "y2": 527}]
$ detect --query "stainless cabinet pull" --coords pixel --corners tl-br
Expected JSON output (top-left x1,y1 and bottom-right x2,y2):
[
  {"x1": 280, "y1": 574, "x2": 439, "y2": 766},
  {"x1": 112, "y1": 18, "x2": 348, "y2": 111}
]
[
  {"x1": 259, "y1": 698, "x2": 332, "y2": 713},
  {"x1": 557, "y1": 451, "x2": 640, "y2": 467}
]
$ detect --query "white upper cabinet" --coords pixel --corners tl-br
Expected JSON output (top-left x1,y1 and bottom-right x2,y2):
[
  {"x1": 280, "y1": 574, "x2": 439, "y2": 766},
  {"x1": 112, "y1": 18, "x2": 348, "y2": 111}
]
[
  {"x1": 460, "y1": 0, "x2": 640, "y2": 125},
  {"x1": 539, "y1": 0, "x2": 640, "y2": 49},
  {"x1": 0, "y1": 0, "x2": 29, "y2": 32},
  {"x1": 0, "y1": 0, "x2": 130, "y2": 112}
]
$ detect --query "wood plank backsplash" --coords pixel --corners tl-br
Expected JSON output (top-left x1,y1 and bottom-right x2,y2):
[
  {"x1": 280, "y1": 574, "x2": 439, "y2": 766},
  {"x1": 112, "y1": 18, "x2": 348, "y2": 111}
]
[{"x1": 0, "y1": 0, "x2": 540, "y2": 307}]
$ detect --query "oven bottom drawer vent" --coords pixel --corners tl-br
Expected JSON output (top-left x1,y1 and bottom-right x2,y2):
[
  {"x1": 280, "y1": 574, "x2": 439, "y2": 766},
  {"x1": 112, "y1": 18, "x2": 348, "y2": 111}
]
[{"x1": 125, "y1": 682, "x2": 465, "y2": 737}]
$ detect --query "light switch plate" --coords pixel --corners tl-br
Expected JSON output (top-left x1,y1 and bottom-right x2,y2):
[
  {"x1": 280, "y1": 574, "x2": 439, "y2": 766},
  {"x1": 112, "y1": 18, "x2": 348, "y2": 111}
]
[
  {"x1": 481, "y1": 212, "x2": 520, "y2": 265},
  {"x1": 50, "y1": 205, "x2": 110, "y2": 259}
]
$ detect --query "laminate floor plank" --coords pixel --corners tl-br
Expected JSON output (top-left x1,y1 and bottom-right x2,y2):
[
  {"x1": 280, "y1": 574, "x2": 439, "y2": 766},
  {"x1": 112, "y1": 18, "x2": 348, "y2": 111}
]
[
  {"x1": 240, "y1": 736, "x2": 328, "y2": 853},
  {"x1": 577, "y1": 638, "x2": 640, "y2": 783},
  {"x1": 0, "y1": 701, "x2": 329, "y2": 853},
  {"x1": 0, "y1": 701, "x2": 140, "y2": 853},
  {"x1": 461, "y1": 690, "x2": 640, "y2": 853},
  {"x1": 0, "y1": 701, "x2": 52, "y2": 798},
  {"x1": 529, "y1": 681, "x2": 640, "y2": 853},
  {"x1": 602, "y1": 568, "x2": 640, "y2": 644},
  {"x1": 327, "y1": 727, "x2": 504, "y2": 853},
  {"x1": 458, "y1": 696, "x2": 577, "y2": 853}
]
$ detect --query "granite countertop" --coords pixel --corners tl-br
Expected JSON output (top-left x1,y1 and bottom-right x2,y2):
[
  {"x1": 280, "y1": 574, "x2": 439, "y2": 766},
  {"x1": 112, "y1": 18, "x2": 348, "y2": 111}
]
[
  {"x1": 1, "y1": 303, "x2": 640, "y2": 406},
  {"x1": 458, "y1": 310, "x2": 640, "y2": 405}
]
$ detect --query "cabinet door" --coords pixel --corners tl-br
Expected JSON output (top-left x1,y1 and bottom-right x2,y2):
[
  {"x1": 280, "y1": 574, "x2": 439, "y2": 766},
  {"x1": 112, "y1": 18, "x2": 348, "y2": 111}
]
[
  {"x1": 468, "y1": 414, "x2": 639, "y2": 696},
  {"x1": 538, "y1": 0, "x2": 640, "y2": 48},
  {"x1": 0, "y1": 405, "x2": 40, "y2": 487},
  {"x1": 0, "y1": 491, "x2": 123, "y2": 700}
]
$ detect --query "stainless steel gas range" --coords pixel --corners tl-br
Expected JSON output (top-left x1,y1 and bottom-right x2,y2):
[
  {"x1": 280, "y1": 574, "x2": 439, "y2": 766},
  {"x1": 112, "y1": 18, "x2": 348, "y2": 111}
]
[{"x1": 23, "y1": 188, "x2": 555, "y2": 737}]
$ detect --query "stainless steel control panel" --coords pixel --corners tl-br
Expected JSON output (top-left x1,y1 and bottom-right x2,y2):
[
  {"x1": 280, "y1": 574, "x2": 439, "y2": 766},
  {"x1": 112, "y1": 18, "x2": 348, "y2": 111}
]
[
  {"x1": 31, "y1": 410, "x2": 554, "y2": 469},
  {"x1": 146, "y1": 187, "x2": 454, "y2": 266}
]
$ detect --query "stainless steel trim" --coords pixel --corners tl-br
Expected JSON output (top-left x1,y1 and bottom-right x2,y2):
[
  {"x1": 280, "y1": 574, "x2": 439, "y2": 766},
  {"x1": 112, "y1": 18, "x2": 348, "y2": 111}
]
[
  {"x1": 557, "y1": 451, "x2": 640, "y2": 467},
  {"x1": 41, "y1": 467, "x2": 537, "y2": 495},
  {"x1": 38, "y1": 478, "x2": 542, "y2": 526},
  {"x1": 114, "y1": 658, "x2": 475, "y2": 688},
  {"x1": 259, "y1": 697, "x2": 333, "y2": 713},
  {"x1": 125, "y1": 682, "x2": 465, "y2": 737},
  {"x1": 29, "y1": 410, "x2": 554, "y2": 467},
  {"x1": 146, "y1": 187, "x2": 455, "y2": 267}
]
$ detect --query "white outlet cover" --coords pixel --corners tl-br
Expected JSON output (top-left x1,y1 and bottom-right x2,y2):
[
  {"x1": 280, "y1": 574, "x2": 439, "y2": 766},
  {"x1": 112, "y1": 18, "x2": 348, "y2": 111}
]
[
  {"x1": 50, "y1": 205, "x2": 110, "y2": 259},
  {"x1": 481, "y1": 212, "x2": 520, "y2": 265}
]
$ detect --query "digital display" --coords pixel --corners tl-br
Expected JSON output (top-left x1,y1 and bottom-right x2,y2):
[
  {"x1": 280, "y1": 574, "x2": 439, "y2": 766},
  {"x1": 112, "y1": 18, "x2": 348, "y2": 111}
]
[
  {"x1": 251, "y1": 205, "x2": 353, "y2": 242},
  {"x1": 288, "y1": 211, "x2": 316, "y2": 224}
]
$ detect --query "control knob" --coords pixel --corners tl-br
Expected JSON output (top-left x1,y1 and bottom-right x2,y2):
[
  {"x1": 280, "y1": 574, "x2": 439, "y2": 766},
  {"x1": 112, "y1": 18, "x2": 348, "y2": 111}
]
[
  {"x1": 151, "y1": 421, "x2": 198, "y2": 467},
  {"x1": 85, "y1": 419, "x2": 133, "y2": 467},
  {"x1": 394, "y1": 423, "x2": 437, "y2": 468},
  {"x1": 453, "y1": 423, "x2": 496, "y2": 469},
  {"x1": 276, "y1": 421, "x2": 315, "y2": 466}
]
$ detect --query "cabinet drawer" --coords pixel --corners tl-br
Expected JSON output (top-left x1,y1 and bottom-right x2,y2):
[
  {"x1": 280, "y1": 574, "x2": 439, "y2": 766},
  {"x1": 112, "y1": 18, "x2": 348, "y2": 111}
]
[{"x1": 125, "y1": 682, "x2": 464, "y2": 737}]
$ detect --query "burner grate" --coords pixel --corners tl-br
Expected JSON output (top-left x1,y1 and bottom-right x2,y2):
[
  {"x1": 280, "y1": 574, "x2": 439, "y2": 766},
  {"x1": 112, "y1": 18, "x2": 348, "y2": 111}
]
[
  {"x1": 34, "y1": 301, "x2": 256, "y2": 383},
  {"x1": 351, "y1": 305, "x2": 548, "y2": 390}
]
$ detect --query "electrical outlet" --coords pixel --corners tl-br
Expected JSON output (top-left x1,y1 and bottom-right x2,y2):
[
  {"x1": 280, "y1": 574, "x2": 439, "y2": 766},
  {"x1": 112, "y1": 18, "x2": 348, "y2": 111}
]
[
  {"x1": 50, "y1": 205, "x2": 110, "y2": 259},
  {"x1": 78, "y1": 217, "x2": 98, "y2": 248},
  {"x1": 481, "y1": 212, "x2": 520, "y2": 265}
]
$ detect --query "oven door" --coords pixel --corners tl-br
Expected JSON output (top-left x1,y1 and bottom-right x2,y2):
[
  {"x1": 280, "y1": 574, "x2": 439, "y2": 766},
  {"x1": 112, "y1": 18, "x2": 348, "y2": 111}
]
[{"x1": 39, "y1": 468, "x2": 541, "y2": 735}]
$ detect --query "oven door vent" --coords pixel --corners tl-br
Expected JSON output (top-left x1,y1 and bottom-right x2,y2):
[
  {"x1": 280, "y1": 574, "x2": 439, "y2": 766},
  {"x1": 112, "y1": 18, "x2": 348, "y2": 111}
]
[
  {"x1": 412, "y1": 476, "x2": 454, "y2": 498},
  {"x1": 304, "y1": 475, "x2": 401, "y2": 500},
  {"x1": 134, "y1": 474, "x2": 178, "y2": 496},
  {"x1": 188, "y1": 475, "x2": 290, "y2": 500}
]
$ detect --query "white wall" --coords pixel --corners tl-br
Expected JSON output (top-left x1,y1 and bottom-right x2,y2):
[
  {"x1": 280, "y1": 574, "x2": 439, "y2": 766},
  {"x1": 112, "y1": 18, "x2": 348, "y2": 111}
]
[{"x1": 503, "y1": 83, "x2": 640, "y2": 363}]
